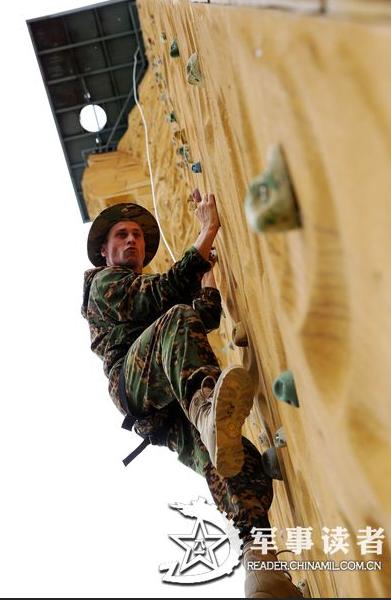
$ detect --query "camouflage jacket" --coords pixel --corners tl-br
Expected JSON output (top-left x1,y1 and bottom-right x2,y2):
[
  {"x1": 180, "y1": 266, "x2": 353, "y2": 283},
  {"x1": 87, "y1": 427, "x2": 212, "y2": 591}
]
[{"x1": 82, "y1": 246, "x2": 222, "y2": 414}]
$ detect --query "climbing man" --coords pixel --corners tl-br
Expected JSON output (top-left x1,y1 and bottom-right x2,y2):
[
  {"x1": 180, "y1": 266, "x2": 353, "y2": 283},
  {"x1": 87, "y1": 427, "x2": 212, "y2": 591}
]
[{"x1": 82, "y1": 191, "x2": 303, "y2": 598}]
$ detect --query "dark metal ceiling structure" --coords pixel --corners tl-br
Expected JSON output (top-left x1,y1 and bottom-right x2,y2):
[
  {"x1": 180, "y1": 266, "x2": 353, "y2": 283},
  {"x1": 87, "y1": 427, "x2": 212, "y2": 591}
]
[{"x1": 27, "y1": 0, "x2": 148, "y2": 222}]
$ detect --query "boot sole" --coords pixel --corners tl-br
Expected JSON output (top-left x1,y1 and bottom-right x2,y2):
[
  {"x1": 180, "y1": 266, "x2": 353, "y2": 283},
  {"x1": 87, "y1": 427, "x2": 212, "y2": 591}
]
[{"x1": 213, "y1": 365, "x2": 255, "y2": 478}]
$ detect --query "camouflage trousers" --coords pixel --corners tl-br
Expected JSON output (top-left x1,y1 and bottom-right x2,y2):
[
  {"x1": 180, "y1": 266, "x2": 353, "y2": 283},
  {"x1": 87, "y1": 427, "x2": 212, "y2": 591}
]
[{"x1": 123, "y1": 303, "x2": 273, "y2": 540}]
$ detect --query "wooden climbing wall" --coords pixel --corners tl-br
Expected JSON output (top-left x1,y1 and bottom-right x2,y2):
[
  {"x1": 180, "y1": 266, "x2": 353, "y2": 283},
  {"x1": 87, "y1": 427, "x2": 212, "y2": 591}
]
[{"x1": 82, "y1": 0, "x2": 391, "y2": 596}]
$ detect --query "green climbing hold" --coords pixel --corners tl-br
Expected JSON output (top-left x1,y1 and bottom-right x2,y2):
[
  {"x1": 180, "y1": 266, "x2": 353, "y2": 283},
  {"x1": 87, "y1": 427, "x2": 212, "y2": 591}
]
[
  {"x1": 186, "y1": 53, "x2": 202, "y2": 85},
  {"x1": 166, "y1": 111, "x2": 177, "y2": 123},
  {"x1": 178, "y1": 144, "x2": 191, "y2": 163},
  {"x1": 272, "y1": 370, "x2": 299, "y2": 407},
  {"x1": 170, "y1": 40, "x2": 180, "y2": 57},
  {"x1": 244, "y1": 145, "x2": 301, "y2": 234},
  {"x1": 261, "y1": 447, "x2": 283, "y2": 480}
]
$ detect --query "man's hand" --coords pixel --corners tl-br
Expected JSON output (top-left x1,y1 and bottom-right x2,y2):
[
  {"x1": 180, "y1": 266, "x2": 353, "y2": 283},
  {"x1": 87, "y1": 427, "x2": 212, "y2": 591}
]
[
  {"x1": 193, "y1": 189, "x2": 220, "y2": 234},
  {"x1": 192, "y1": 189, "x2": 220, "y2": 261}
]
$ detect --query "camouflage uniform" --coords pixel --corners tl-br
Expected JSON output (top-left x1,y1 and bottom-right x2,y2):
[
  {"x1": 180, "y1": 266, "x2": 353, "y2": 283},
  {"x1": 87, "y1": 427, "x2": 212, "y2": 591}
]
[{"x1": 82, "y1": 246, "x2": 273, "y2": 540}]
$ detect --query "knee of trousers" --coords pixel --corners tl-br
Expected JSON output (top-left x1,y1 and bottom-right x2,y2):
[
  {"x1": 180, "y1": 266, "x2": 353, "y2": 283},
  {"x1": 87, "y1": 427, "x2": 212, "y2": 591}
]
[{"x1": 166, "y1": 303, "x2": 198, "y2": 321}]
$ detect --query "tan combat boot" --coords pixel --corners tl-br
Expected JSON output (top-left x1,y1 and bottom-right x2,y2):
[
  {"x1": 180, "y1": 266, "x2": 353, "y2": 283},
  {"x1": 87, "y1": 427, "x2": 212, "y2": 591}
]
[
  {"x1": 243, "y1": 541, "x2": 304, "y2": 598},
  {"x1": 188, "y1": 365, "x2": 255, "y2": 477}
]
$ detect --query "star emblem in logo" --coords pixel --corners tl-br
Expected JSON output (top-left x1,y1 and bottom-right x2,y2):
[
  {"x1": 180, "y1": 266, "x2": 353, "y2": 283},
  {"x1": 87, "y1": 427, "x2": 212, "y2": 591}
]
[
  {"x1": 160, "y1": 498, "x2": 242, "y2": 583},
  {"x1": 169, "y1": 517, "x2": 228, "y2": 574}
]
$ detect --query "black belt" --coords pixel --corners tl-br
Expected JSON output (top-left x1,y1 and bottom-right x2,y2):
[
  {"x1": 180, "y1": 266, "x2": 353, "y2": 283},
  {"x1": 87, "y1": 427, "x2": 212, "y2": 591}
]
[{"x1": 119, "y1": 367, "x2": 150, "y2": 466}]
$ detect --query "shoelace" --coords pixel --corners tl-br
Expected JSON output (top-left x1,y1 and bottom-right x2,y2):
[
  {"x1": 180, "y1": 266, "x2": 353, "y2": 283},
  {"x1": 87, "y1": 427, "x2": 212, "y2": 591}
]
[{"x1": 200, "y1": 375, "x2": 217, "y2": 399}]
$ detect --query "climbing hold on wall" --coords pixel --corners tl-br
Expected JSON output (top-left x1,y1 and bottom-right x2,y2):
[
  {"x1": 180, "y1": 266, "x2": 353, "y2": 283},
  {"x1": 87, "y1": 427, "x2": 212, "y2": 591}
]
[
  {"x1": 209, "y1": 248, "x2": 218, "y2": 265},
  {"x1": 297, "y1": 580, "x2": 310, "y2": 597},
  {"x1": 222, "y1": 341, "x2": 235, "y2": 353},
  {"x1": 160, "y1": 32, "x2": 167, "y2": 42},
  {"x1": 186, "y1": 53, "x2": 202, "y2": 85},
  {"x1": 172, "y1": 129, "x2": 188, "y2": 145},
  {"x1": 178, "y1": 144, "x2": 191, "y2": 163},
  {"x1": 166, "y1": 111, "x2": 177, "y2": 123},
  {"x1": 232, "y1": 321, "x2": 248, "y2": 347},
  {"x1": 208, "y1": 246, "x2": 219, "y2": 265},
  {"x1": 191, "y1": 161, "x2": 202, "y2": 173},
  {"x1": 170, "y1": 40, "x2": 180, "y2": 57},
  {"x1": 261, "y1": 447, "x2": 283, "y2": 480},
  {"x1": 272, "y1": 370, "x2": 299, "y2": 407},
  {"x1": 244, "y1": 145, "x2": 301, "y2": 234},
  {"x1": 258, "y1": 430, "x2": 269, "y2": 446},
  {"x1": 274, "y1": 427, "x2": 287, "y2": 448}
]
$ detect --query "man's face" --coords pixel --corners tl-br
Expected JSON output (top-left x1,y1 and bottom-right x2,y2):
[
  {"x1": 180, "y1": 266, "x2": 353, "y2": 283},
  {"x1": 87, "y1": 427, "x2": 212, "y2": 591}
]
[{"x1": 100, "y1": 220, "x2": 145, "y2": 271}]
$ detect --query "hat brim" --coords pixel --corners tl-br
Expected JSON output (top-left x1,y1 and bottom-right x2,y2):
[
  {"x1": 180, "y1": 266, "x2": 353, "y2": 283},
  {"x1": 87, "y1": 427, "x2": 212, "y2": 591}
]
[{"x1": 87, "y1": 203, "x2": 160, "y2": 267}]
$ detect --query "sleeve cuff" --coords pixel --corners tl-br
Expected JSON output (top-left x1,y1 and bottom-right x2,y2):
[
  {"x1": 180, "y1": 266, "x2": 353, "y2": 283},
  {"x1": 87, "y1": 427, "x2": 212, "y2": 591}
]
[
  {"x1": 198, "y1": 287, "x2": 221, "y2": 301},
  {"x1": 187, "y1": 246, "x2": 212, "y2": 270}
]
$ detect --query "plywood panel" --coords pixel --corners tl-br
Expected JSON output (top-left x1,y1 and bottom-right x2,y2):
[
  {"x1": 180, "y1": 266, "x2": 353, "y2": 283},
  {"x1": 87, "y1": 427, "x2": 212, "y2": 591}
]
[{"x1": 327, "y1": 0, "x2": 391, "y2": 19}]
